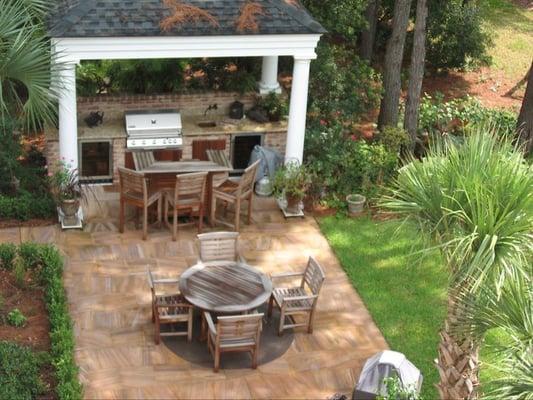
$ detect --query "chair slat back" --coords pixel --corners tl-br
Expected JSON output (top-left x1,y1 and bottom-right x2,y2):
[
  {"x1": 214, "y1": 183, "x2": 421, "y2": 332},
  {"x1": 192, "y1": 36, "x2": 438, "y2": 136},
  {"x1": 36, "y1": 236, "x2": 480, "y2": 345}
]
[
  {"x1": 119, "y1": 167, "x2": 146, "y2": 198},
  {"x1": 132, "y1": 151, "x2": 155, "y2": 171},
  {"x1": 206, "y1": 149, "x2": 233, "y2": 169},
  {"x1": 237, "y1": 160, "x2": 260, "y2": 195},
  {"x1": 197, "y1": 232, "x2": 239, "y2": 262},
  {"x1": 174, "y1": 172, "x2": 208, "y2": 201},
  {"x1": 217, "y1": 313, "x2": 263, "y2": 342},
  {"x1": 303, "y1": 256, "x2": 326, "y2": 296}
]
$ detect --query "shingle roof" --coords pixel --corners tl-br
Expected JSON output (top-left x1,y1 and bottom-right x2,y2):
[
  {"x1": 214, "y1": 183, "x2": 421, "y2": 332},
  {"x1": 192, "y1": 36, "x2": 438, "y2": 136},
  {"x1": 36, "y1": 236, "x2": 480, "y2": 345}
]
[{"x1": 48, "y1": 0, "x2": 326, "y2": 38}]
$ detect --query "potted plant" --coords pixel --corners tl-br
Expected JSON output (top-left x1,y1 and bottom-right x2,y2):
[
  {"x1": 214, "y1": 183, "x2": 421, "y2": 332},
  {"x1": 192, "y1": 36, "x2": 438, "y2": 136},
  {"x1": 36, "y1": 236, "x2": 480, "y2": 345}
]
[
  {"x1": 256, "y1": 93, "x2": 288, "y2": 122},
  {"x1": 49, "y1": 160, "x2": 85, "y2": 223},
  {"x1": 272, "y1": 161, "x2": 311, "y2": 213}
]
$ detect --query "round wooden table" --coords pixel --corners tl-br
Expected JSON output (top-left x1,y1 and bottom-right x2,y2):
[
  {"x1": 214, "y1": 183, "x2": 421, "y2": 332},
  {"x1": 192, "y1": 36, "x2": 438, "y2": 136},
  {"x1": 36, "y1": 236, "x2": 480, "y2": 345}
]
[{"x1": 179, "y1": 261, "x2": 273, "y2": 314}]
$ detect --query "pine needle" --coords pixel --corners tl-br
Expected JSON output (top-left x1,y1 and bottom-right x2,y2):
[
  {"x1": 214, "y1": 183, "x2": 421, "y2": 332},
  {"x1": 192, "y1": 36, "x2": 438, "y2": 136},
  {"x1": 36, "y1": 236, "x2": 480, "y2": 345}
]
[
  {"x1": 160, "y1": 0, "x2": 219, "y2": 32},
  {"x1": 235, "y1": 2, "x2": 266, "y2": 33}
]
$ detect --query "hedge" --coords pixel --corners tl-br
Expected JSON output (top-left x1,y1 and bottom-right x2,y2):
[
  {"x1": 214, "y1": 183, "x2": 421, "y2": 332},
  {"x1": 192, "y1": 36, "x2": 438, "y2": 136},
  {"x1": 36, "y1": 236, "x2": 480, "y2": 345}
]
[
  {"x1": 0, "y1": 341, "x2": 44, "y2": 400},
  {"x1": 1, "y1": 244, "x2": 83, "y2": 399},
  {"x1": 0, "y1": 192, "x2": 56, "y2": 221}
]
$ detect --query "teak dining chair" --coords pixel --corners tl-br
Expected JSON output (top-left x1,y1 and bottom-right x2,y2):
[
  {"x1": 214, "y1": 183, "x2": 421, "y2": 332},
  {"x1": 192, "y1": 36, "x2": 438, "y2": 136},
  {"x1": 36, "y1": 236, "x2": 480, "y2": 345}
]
[
  {"x1": 197, "y1": 231, "x2": 245, "y2": 263},
  {"x1": 163, "y1": 172, "x2": 208, "y2": 241},
  {"x1": 210, "y1": 160, "x2": 260, "y2": 231},
  {"x1": 204, "y1": 312, "x2": 263, "y2": 372},
  {"x1": 132, "y1": 150, "x2": 156, "y2": 171},
  {"x1": 268, "y1": 256, "x2": 326, "y2": 335},
  {"x1": 118, "y1": 167, "x2": 162, "y2": 240}
]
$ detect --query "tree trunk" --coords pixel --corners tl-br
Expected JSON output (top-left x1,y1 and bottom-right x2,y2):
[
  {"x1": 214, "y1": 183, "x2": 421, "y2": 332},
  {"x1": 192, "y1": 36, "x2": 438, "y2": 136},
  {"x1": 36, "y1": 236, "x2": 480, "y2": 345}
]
[
  {"x1": 360, "y1": 0, "x2": 381, "y2": 62},
  {"x1": 516, "y1": 61, "x2": 533, "y2": 156},
  {"x1": 403, "y1": 0, "x2": 428, "y2": 152},
  {"x1": 436, "y1": 296, "x2": 480, "y2": 400},
  {"x1": 377, "y1": 0, "x2": 413, "y2": 130}
]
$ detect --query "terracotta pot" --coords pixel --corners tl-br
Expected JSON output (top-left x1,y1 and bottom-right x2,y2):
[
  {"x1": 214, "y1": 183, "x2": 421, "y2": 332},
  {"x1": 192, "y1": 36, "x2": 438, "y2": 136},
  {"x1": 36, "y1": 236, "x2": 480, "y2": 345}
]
[
  {"x1": 61, "y1": 199, "x2": 80, "y2": 218},
  {"x1": 285, "y1": 195, "x2": 301, "y2": 214}
]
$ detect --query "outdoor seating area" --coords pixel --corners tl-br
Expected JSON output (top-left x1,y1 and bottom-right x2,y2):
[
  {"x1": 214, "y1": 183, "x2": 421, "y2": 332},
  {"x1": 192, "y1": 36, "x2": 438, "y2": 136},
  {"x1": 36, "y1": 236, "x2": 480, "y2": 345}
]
[
  {"x1": 118, "y1": 152, "x2": 258, "y2": 240},
  {"x1": 0, "y1": 199, "x2": 388, "y2": 398}
]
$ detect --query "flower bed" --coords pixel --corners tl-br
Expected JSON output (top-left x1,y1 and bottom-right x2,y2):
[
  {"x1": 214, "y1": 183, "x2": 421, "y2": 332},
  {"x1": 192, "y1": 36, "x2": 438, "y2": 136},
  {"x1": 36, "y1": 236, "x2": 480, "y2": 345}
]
[{"x1": 0, "y1": 243, "x2": 82, "y2": 400}]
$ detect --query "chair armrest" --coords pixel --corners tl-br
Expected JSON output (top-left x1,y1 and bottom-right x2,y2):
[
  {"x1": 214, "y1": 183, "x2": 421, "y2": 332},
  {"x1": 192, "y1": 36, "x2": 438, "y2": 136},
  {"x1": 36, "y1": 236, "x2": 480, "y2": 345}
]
[
  {"x1": 203, "y1": 312, "x2": 217, "y2": 336},
  {"x1": 153, "y1": 278, "x2": 180, "y2": 284},
  {"x1": 156, "y1": 297, "x2": 193, "y2": 309},
  {"x1": 271, "y1": 272, "x2": 304, "y2": 281},
  {"x1": 282, "y1": 294, "x2": 318, "y2": 302}
]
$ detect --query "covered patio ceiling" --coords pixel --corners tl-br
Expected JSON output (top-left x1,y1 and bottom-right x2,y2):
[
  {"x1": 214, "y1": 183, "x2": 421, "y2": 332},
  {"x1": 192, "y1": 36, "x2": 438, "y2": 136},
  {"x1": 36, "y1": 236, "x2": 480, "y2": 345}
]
[{"x1": 48, "y1": 0, "x2": 325, "y2": 169}]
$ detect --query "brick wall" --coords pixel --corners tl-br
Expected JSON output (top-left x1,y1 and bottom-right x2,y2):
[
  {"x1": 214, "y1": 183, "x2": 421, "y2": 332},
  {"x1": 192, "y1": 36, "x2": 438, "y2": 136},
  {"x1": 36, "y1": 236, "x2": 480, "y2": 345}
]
[{"x1": 77, "y1": 91, "x2": 256, "y2": 120}]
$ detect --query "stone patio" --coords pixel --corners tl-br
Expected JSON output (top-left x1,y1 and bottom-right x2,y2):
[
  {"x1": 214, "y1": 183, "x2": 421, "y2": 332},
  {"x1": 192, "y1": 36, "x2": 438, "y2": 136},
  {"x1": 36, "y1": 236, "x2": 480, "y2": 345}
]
[{"x1": 0, "y1": 198, "x2": 388, "y2": 399}]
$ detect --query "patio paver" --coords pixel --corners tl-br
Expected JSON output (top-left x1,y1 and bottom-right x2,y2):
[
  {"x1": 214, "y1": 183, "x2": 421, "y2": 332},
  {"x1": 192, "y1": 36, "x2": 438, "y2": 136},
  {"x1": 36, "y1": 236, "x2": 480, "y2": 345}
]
[{"x1": 2, "y1": 199, "x2": 388, "y2": 399}]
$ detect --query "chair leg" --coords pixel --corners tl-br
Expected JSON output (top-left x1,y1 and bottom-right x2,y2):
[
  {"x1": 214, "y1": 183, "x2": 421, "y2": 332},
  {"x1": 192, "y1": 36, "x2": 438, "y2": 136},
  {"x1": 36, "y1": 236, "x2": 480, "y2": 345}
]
[
  {"x1": 187, "y1": 308, "x2": 193, "y2": 342},
  {"x1": 157, "y1": 198, "x2": 162, "y2": 228},
  {"x1": 214, "y1": 348, "x2": 220, "y2": 373},
  {"x1": 151, "y1": 303, "x2": 155, "y2": 323},
  {"x1": 234, "y1": 199, "x2": 241, "y2": 231},
  {"x1": 198, "y1": 204, "x2": 204, "y2": 233},
  {"x1": 210, "y1": 195, "x2": 216, "y2": 227},
  {"x1": 142, "y1": 205, "x2": 148, "y2": 240},
  {"x1": 172, "y1": 207, "x2": 178, "y2": 241},
  {"x1": 251, "y1": 347, "x2": 258, "y2": 369},
  {"x1": 267, "y1": 295, "x2": 274, "y2": 318},
  {"x1": 155, "y1": 318, "x2": 160, "y2": 345},
  {"x1": 307, "y1": 307, "x2": 316, "y2": 334},
  {"x1": 278, "y1": 308, "x2": 285, "y2": 336},
  {"x1": 119, "y1": 199, "x2": 125, "y2": 233},
  {"x1": 247, "y1": 193, "x2": 253, "y2": 225}
]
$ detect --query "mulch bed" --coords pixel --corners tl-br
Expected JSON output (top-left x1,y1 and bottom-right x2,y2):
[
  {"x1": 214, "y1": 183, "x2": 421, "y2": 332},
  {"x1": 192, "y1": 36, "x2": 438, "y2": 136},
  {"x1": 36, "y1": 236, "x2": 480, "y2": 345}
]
[
  {"x1": 0, "y1": 219, "x2": 55, "y2": 230},
  {"x1": 0, "y1": 269, "x2": 57, "y2": 399}
]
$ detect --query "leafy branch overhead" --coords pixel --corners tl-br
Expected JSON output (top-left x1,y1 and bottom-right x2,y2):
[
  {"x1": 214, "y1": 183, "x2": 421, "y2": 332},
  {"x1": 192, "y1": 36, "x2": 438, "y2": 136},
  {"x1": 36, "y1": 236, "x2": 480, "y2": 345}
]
[{"x1": 160, "y1": 0, "x2": 219, "y2": 32}]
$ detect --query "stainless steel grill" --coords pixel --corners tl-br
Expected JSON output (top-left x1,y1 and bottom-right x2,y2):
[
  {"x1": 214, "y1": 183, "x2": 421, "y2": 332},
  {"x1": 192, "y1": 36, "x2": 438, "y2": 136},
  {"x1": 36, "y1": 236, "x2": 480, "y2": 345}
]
[{"x1": 125, "y1": 109, "x2": 183, "y2": 149}]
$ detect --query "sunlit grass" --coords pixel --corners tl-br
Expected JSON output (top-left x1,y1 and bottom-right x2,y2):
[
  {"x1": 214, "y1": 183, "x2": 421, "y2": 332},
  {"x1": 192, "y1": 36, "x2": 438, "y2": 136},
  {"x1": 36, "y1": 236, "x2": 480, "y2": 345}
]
[
  {"x1": 482, "y1": 0, "x2": 533, "y2": 80},
  {"x1": 319, "y1": 215, "x2": 507, "y2": 399}
]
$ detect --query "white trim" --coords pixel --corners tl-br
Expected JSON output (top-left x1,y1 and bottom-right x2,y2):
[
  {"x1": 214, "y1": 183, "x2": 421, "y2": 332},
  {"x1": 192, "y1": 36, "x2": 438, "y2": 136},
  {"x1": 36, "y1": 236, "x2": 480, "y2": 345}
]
[{"x1": 52, "y1": 34, "x2": 321, "y2": 63}]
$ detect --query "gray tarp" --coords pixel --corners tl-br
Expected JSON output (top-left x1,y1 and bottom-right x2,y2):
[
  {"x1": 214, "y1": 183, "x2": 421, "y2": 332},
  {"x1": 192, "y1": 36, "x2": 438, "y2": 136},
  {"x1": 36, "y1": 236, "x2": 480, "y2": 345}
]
[
  {"x1": 354, "y1": 350, "x2": 423, "y2": 398},
  {"x1": 249, "y1": 145, "x2": 283, "y2": 183}
]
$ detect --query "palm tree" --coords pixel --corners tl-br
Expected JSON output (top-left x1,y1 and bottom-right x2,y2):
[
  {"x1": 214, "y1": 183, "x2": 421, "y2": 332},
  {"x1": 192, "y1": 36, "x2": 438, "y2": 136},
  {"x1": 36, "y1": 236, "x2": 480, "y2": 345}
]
[
  {"x1": 455, "y1": 276, "x2": 532, "y2": 400},
  {"x1": 381, "y1": 127, "x2": 533, "y2": 399},
  {"x1": 0, "y1": 0, "x2": 61, "y2": 131}
]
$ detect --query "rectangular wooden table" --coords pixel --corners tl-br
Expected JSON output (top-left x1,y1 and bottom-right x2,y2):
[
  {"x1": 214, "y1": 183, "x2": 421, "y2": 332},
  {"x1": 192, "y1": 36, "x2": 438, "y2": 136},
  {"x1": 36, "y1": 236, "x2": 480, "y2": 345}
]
[{"x1": 141, "y1": 161, "x2": 231, "y2": 225}]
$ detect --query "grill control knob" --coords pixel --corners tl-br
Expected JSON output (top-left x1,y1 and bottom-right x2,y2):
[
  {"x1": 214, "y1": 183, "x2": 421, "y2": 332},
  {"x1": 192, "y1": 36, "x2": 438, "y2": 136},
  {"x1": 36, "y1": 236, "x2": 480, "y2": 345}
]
[
  {"x1": 131, "y1": 140, "x2": 136, "y2": 146},
  {"x1": 142, "y1": 140, "x2": 146, "y2": 146}
]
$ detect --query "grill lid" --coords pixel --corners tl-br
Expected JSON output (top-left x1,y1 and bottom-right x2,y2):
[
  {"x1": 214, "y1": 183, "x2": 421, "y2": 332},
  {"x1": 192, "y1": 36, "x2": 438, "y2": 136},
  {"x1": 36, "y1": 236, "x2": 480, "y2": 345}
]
[{"x1": 125, "y1": 109, "x2": 182, "y2": 138}]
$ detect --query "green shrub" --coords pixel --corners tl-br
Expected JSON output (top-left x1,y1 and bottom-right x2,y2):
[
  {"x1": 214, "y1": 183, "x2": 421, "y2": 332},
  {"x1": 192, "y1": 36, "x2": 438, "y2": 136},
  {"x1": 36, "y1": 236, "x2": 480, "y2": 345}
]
[
  {"x1": 418, "y1": 93, "x2": 517, "y2": 138},
  {"x1": 0, "y1": 191, "x2": 56, "y2": 221},
  {"x1": 0, "y1": 341, "x2": 44, "y2": 400},
  {"x1": 304, "y1": 119, "x2": 399, "y2": 206},
  {"x1": 13, "y1": 259, "x2": 27, "y2": 289},
  {"x1": 7, "y1": 308, "x2": 27, "y2": 327},
  {"x1": 0, "y1": 243, "x2": 17, "y2": 270},
  {"x1": 309, "y1": 42, "x2": 381, "y2": 122},
  {"x1": 37, "y1": 245, "x2": 83, "y2": 400},
  {"x1": 426, "y1": 0, "x2": 492, "y2": 70},
  {"x1": 375, "y1": 126, "x2": 410, "y2": 155},
  {"x1": 19, "y1": 241, "x2": 44, "y2": 271}
]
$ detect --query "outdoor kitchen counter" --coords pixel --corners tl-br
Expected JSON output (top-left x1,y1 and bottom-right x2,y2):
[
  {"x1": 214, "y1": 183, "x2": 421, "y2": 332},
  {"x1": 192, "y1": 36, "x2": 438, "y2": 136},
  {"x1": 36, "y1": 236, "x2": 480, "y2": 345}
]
[
  {"x1": 45, "y1": 115, "x2": 287, "y2": 140},
  {"x1": 181, "y1": 115, "x2": 287, "y2": 136}
]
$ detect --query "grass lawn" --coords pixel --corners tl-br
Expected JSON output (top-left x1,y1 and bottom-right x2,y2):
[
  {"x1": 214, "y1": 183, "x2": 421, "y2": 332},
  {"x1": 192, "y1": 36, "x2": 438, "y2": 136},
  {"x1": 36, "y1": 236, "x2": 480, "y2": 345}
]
[
  {"x1": 319, "y1": 215, "x2": 508, "y2": 398},
  {"x1": 483, "y1": 0, "x2": 533, "y2": 80}
]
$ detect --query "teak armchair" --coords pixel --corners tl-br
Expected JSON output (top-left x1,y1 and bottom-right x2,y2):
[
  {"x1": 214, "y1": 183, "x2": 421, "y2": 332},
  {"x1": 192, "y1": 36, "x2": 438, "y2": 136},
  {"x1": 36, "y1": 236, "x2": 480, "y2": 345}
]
[
  {"x1": 163, "y1": 172, "x2": 208, "y2": 241},
  {"x1": 210, "y1": 160, "x2": 260, "y2": 231},
  {"x1": 132, "y1": 150, "x2": 156, "y2": 171},
  {"x1": 204, "y1": 312, "x2": 263, "y2": 372},
  {"x1": 118, "y1": 167, "x2": 162, "y2": 240},
  {"x1": 268, "y1": 256, "x2": 325, "y2": 335},
  {"x1": 197, "y1": 231, "x2": 245, "y2": 263},
  {"x1": 147, "y1": 269, "x2": 194, "y2": 344}
]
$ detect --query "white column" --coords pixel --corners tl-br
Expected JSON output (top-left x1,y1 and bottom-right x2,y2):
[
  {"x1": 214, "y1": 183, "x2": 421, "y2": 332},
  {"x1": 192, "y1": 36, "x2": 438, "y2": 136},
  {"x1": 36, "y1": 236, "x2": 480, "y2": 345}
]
[
  {"x1": 258, "y1": 56, "x2": 281, "y2": 95},
  {"x1": 285, "y1": 57, "x2": 312, "y2": 164},
  {"x1": 58, "y1": 62, "x2": 78, "y2": 170}
]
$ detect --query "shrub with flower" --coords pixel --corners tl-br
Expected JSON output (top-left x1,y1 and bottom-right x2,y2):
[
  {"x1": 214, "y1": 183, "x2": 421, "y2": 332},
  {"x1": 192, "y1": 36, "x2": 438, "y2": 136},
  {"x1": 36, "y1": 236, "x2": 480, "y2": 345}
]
[{"x1": 48, "y1": 160, "x2": 84, "y2": 204}]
